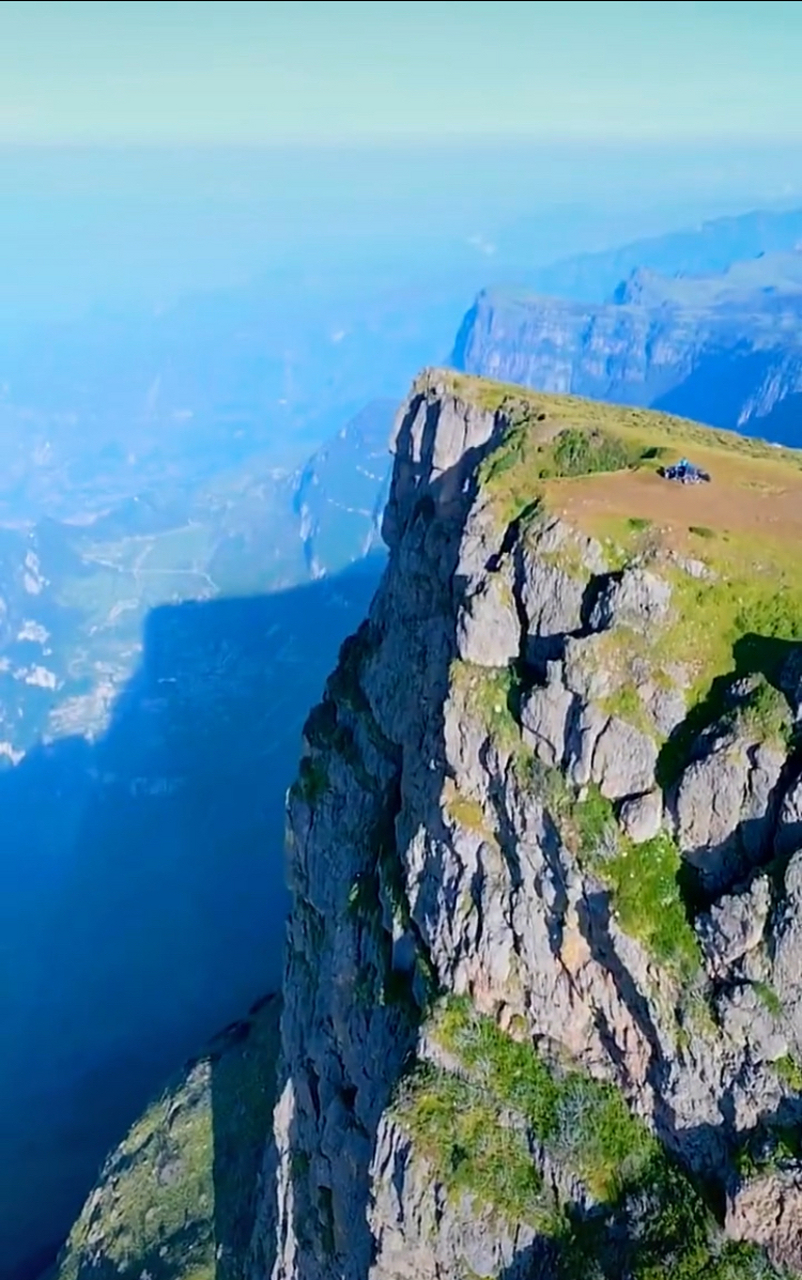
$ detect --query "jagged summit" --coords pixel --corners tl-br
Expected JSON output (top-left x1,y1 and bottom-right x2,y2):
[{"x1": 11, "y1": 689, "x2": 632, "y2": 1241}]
[{"x1": 55, "y1": 374, "x2": 802, "y2": 1279}]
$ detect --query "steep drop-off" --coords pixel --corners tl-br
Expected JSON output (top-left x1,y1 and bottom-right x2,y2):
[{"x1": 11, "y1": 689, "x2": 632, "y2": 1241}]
[
  {"x1": 255, "y1": 371, "x2": 802, "y2": 1278},
  {"x1": 53, "y1": 995, "x2": 281, "y2": 1280}
]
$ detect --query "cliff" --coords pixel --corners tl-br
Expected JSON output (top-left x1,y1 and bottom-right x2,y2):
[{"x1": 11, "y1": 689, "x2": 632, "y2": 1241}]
[
  {"x1": 451, "y1": 255, "x2": 802, "y2": 448},
  {"x1": 53, "y1": 370, "x2": 802, "y2": 1279},
  {"x1": 255, "y1": 371, "x2": 802, "y2": 1279}
]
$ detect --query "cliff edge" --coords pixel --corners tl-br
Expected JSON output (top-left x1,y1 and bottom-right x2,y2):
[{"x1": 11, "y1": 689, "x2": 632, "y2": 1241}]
[{"x1": 255, "y1": 370, "x2": 802, "y2": 1279}]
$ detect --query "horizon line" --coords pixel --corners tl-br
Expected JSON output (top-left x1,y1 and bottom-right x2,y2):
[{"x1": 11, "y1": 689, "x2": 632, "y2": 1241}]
[{"x1": 2, "y1": 135, "x2": 802, "y2": 153}]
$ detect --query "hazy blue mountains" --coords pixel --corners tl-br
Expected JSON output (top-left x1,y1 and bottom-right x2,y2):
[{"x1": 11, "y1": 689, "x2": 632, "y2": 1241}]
[{"x1": 452, "y1": 248, "x2": 802, "y2": 446}]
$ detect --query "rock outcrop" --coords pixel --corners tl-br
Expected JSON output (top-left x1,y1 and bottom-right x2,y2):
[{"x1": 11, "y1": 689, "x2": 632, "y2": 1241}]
[{"x1": 250, "y1": 371, "x2": 802, "y2": 1280}]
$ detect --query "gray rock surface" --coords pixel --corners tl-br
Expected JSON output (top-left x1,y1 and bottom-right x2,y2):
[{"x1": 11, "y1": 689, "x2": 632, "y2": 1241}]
[
  {"x1": 771, "y1": 852, "x2": 802, "y2": 1058},
  {"x1": 674, "y1": 731, "x2": 786, "y2": 893},
  {"x1": 695, "y1": 877, "x2": 771, "y2": 979},
  {"x1": 517, "y1": 553, "x2": 585, "y2": 660},
  {"x1": 780, "y1": 647, "x2": 802, "y2": 723},
  {"x1": 618, "y1": 789, "x2": 663, "y2": 844},
  {"x1": 520, "y1": 662, "x2": 574, "y2": 767},
  {"x1": 367, "y1": 1117, "x2": 544, "y2": 1280},
  {"x1": 776, "y1": 772, "x2": 802, "y2": 860},
  {"x1": 590, "y1": 716, "x2": 659, "y2": 800},
  {"x1": 727, "y1": 1166, "x2": 802, "y2": 1274},
  {"x1": 589, "y1": 567, "x2": 672, "y2": 632},
  {"x1": 456, "y1": 562, "x2": 520, "y2": 667},
  {"x1": 643, "y1": 679, "x2": 688, "y2": 738}
]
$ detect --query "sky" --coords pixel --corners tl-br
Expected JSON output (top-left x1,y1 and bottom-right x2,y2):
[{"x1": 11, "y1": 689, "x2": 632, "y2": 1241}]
[
  {"x1": 0, "y1": 0, "x2": 801, "y2": 323},
  {"x1": 0, "y1": 0, "x2": 801, "y2": 146}
]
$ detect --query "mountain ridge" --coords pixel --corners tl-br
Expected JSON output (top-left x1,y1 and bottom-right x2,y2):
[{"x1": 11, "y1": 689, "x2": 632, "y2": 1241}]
[{"x1": 451, "y1": 253, "x2": 802, "y2": 448}]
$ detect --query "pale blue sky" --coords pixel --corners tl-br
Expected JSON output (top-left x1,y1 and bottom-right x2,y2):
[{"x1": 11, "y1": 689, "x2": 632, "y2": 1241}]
[{"x1": 0, "y1": 0, "x2": 800, "y2": 145}]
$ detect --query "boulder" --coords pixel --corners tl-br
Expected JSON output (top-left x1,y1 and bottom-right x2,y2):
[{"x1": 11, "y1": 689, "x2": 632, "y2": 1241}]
[
  {"x1": 695, "y1": 877, "x2": 771, "y2": 979},
  {"x1": 771, "y1": 852, "x2": 802, "y2": 1055},
  {"x1": 618, "y1": 789, "x2": 663, "y2": 844},
  {"x1": 591, "y1": 717, "x2": 659, "y2": 801},
  {"x1": 518, "y1": 553, "x2": 585, "y2": 662},
  {"x1": 589, "y1": 567, "x2": 671, "y2": 633},
  {"x1": 520, "y1": 663, "x2": 574, "y2": 768},
  {"x1": 674, "y1": 733, "x2": 786, "y2": 893},
  {"x1": 456, "y1": 566, "x2": 520, "y2": 668},
  {"x1": 775, "y1": 772, "x2": 802, "y2": 861}
]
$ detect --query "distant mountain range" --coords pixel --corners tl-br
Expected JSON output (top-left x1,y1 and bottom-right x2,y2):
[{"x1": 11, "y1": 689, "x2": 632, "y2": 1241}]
[
  {"x1": 517, "y1": 205, "x2": 802, "y2": 302},
  {"x1": 452, "y1": 247, "x2": 802, "y2": 447}
]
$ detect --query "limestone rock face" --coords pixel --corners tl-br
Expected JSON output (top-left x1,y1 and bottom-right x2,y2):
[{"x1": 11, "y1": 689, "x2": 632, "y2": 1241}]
[
  {"x1": 456, "y1": 561, "x2": 520, "y2": 667},
  {"x1": 674, "y1": 731, "x2": 786, "y2": 892},
  {"x1": 727, "y1": 1166, "x2": 802, "y2": 1274},
  {"x1": 520, "y1": 661, "x2": 573, "y2": 767},
  {"x1": 588, "y1": 567, "x2": 671, "y2": 632},
  {"x1": 776, "y1": 772, "x2": 802, "y2": 860},
  {"x1": 247, "y1": 372, "x2": 802, "y2": 1280},
  {"x1": 590, "y1": 715, "x2": 659, "y2": 801},
  {"x1": 695, "y1": 878, "x2": 772, "y2": 980}
]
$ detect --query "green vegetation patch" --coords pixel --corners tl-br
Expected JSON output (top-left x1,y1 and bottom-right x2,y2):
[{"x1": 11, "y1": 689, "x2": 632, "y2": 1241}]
[
  {"x1": 751, "y1": 981, "x2": 783, "y2": 1019},
  {"x1": 394, "y1": 1064, "x2": 548, "y2": 1226},
  {"x1": 599, "y1": 680, "x2": 659, "y2": 740},
  {"x1": 478, "y1": 418, "x2": 646, "y2": 524},
  {"x1": 736, "y1": 1120, "x2": 802, "y2": 1181},
  {"x1": 523, "y1": 763, "x2": 700, "y2": 980},
  {"x1": 440, "y1": 368, "x2": 802, "y2": 470},
  {"x1": 434, "y1": 998, "x2": 655, "y2": 1202},
  {"x1": 450, "y1": 660, "x2": 525, "y2": 757},
  {"x1": 397, "y1": 997, "x2": 783, "y2": 1280},
  {"x1": 775, "y1": 1053, "x2": 802, "y2": 1094},
  {"x1": 551, "y1": 427, "x2": 639, "y2": 479},
  {"x1": 591, "y1": 827, "x2": 701, "y2": 981},
  {"x1": 556, "y1": 1177, "x2": 785, "y2": 1280},
  {"x1": 732, "y1": 676, "x2": 794, "y2": 750}
]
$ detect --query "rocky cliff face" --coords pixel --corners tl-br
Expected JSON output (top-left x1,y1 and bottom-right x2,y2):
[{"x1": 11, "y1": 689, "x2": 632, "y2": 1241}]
[
  {"x1": 253, "y1": 370, "x2": 802, "y2": 1279},
  {"x1": 451, "y1": 256, "x2": 802, "y2": 448}
]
